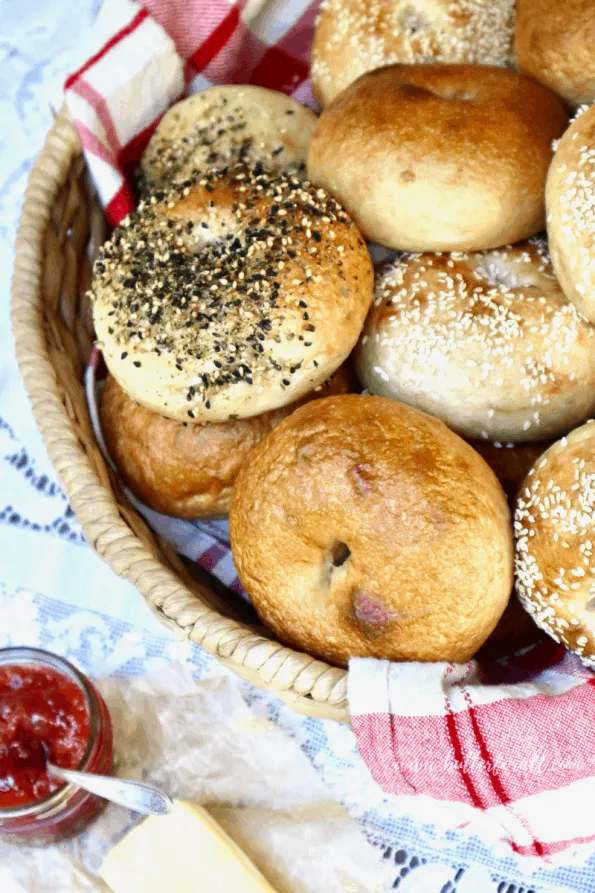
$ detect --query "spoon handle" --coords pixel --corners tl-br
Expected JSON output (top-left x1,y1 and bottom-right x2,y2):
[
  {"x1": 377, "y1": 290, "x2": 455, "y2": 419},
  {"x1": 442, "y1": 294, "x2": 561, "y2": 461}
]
[{"x1": 49, "y1": 764, "x2": 172, "y2": 816}]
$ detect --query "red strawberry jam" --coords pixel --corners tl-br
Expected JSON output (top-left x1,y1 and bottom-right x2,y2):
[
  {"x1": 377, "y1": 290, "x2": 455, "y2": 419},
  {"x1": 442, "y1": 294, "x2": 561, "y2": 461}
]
[{"x1": 0, "y1": 664, "x2": 90, "y2": 807}]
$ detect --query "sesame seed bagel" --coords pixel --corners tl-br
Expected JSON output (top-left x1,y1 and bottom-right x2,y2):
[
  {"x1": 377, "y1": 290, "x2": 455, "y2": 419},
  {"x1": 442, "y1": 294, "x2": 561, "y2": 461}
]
[
  {"x1": 230, "y1": 394, "x2": 513, "y2": 667},
  {"x1": 308, "y1": 64, "x2": 569, "y2": 252},
  {"x1": 140, "y1": 86, "x2": 317, "y2": 194},
  {"x1": 514, "y1": 420, "x2": 595, "y2": 666},
  {"x1": 311, "y1": 0, "x2": 516, "y2": 107},
  {"x1": 100, "y1": 365, "x2": 355, "y2": 519},
  {"x1": 515, "y1": 0, "x2": 595, "y2": 108},
  {"x1": 356, "y1": 241, "x2": 595, "y2": 443},
  {"x1": 546, "y1": 104, "x2": 595, "y2": 323},
  {"x1": 92, "y1": 166, "x2": 373, "y2": 424}
]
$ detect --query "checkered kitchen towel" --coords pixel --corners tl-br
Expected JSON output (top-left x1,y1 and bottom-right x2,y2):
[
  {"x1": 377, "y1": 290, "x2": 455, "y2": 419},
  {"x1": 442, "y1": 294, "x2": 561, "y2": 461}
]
[{"x1": 66, "y1": 0, "x2": 595, "y2": 861}]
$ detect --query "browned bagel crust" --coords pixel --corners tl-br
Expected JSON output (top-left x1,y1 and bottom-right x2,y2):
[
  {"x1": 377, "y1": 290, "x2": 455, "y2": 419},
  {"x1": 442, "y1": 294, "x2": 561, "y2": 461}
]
[
  {"x1": 100, "y1": 366, "x2": 355, "y2": 519},
  {"x1": 308, "y1": 64, "x2": 568, "y2": 252},
  {"x1": 230, "y1": 394, "x2": 513, "y2": 667}
]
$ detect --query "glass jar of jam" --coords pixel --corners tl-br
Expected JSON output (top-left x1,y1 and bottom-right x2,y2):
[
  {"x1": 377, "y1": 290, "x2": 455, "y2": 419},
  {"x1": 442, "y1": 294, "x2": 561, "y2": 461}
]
[{"x1": 0, "y1": 647, "x2": 113, "y2": 845}]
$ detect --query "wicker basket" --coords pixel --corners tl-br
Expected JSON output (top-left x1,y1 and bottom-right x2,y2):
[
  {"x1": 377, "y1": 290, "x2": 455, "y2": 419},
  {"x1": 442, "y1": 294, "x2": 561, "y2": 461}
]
[{"x1": 11, "y1": 109, "x2": 349, "y2": 723}]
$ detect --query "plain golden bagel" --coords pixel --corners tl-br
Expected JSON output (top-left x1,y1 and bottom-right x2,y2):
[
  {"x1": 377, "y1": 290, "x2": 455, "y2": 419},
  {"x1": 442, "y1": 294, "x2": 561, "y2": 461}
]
[
  {"x1": 140, "y1": 86, "x2": 317, "y2": 193},
  {"x1": 546, "y1": 104, "x2": 595, "y2": 323},
  {"x1": 357, "y1": 241, "x2": 595, "y2": 443},
  {"x1": 92, "y1": 166, "x2": 373, "y2": 424},
  {"x1": 308, "y1": 64, "x2": 569, "y2": 252},
  {"x1": 100, "y1": 366, "x2": 354, "y2": 519},
  {"x1": 311, "y1": 0, "x2": 516, "y2": 107},
  {"x1": 515, "y1": 0, "x2": 595, "y2": 108},
  {"x1": 514, "y1": 421, "x2": 595, "y2": 666},
  {"x1": 230, "y1": 394, "x2": 513, "y2": 668}
]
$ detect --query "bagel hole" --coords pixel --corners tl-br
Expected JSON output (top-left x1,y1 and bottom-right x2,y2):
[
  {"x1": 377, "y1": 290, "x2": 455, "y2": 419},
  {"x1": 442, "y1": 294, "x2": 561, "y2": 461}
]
[
  {"x1": 474, "y1": 254, "x2": 536, "y2": 290},
  {"x1": 322, "y1": 540, "x2": 351, "y2": 590},
  {"x1": 400, "y1": 9, "x2": 427, "y2": 34},
  {"x1": 422, "y1": 86, "x2": 477, "y2": 102},
  {"x1": 330, "y1": 540, "x2": 351, "y2": 568}
]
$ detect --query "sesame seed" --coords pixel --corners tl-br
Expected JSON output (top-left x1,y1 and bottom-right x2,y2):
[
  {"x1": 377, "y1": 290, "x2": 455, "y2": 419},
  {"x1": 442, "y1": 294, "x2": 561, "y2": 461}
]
[
  {"x1": 92, "y1": 163, "x2": 354, "y2": 416},
  {"x1": 362, "y1": 239, "x2": 595, "y2": 440}
]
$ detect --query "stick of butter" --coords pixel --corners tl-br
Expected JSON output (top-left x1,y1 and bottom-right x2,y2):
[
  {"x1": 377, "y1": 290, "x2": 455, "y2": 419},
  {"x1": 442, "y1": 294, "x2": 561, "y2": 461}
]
[{"x1": 101, "y1": 800, "x2": 279, "y2": 893}]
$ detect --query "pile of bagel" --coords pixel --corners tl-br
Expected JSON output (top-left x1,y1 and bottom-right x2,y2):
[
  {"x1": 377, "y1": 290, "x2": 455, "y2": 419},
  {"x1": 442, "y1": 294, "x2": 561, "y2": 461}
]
[{"x1": 93, "y1": 0, "x2": 595, "y2": 670}]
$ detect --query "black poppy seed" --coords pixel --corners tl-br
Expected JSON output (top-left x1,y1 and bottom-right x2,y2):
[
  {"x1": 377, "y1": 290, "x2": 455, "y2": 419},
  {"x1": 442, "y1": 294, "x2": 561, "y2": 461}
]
[
  {"x1": 282, "y1": 379, "x2": 290, "y2": 386},
  {"x1": 304, "y1": 341, "x2": 312, "y2": 346},
  {"x1": 188, "y1": 409, "x2": 195, "y2": 418},
  {"x1": 303, "y1": 312, "x2": 309, "y2": 320},
  {"x1": 133, "y1": 361, "x2": 141, "y2": 368},
  {"x1": 285, "y1": 110, "x2": 294, "y2": 115},
  {"x1": 205, "y1": 401, "x2": 211, "y2": 409},
  {"x1": 205, "y1": 184, "x2": 214, "y2": 193},
  {"x1": 312, "y1": 231, "x2": 322, "y2": 242},
  {"x1": 299, "y1": 300, "x2": 307, "y2": 308},
  {"x1": 214, "y1": 360, "x2": 222, "y2": 368},
  {"x1": 121, "y1": 351, "x2": 128, "y2": 359},
  {"x1": 313, "y1": 360, "x2": 319, "y2": 367}
]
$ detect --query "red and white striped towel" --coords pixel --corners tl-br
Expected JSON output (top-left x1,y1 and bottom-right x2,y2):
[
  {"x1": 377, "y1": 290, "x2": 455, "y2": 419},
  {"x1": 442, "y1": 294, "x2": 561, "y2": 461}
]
[{"x1": 67, "y1": 0, "x2": 595, "y2": 861}]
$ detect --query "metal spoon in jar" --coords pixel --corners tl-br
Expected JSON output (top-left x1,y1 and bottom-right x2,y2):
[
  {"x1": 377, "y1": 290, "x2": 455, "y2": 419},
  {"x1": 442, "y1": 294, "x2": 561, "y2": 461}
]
[{"x1": 41, "y1": 745, "x2": 172, "y2": 816}]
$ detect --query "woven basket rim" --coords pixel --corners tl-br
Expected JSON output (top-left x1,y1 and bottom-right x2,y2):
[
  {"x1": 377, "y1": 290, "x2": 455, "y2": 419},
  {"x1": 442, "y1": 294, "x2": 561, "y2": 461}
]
[{"x1": 10, "y1": 108, "x2": 349, "y2": 723}]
